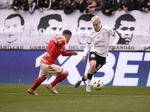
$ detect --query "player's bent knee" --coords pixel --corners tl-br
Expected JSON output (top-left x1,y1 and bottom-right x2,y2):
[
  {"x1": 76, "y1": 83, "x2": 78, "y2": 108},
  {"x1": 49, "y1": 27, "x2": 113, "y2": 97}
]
[
  {"x1": 65, "y1": 71, "x2": 69, "y2": 77},
  {"x1": 61, "y1": 68, "x2": 67, "y2": 74},
  {"x1": 61, "y1": 69, "x2": 69, "y2": 77}
]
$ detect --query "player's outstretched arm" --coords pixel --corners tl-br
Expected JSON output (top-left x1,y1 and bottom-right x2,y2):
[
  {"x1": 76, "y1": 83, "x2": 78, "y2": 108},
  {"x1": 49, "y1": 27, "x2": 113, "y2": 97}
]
[
  {"x1": 111, "y1": 32, "x2": 119, "y2": 50},
  {"x1": 62, "y1": 51, "x2": 78, "y2": 56}
]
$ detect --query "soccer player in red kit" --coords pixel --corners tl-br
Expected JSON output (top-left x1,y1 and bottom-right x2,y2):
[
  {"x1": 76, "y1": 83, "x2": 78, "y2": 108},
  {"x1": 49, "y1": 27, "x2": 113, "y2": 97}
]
[{"x1": 27, "y1": 29, "x2": 78, "y2": 95}]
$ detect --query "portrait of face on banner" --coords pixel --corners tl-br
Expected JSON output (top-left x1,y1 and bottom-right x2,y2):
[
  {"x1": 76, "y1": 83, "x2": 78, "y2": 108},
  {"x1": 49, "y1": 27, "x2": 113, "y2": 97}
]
[
  {"x1": 3, "y1": 14, "x2": 25, "y2": 44},
  {"x1": 37, "y1": 14, "x2": 63, "y2": 45},
  {"x1": 76, "y1": 14, "x2": 94, "y2": 45},
  {"x1": 114, "y1": 14, "x2": 136, "y2": 45},
  {"x1": 130, "y1": 25, "x2": 150, "y2": 51}
]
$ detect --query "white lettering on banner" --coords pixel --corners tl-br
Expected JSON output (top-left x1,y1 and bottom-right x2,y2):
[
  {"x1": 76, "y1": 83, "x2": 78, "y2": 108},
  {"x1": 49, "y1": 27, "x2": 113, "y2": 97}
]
[
  {"x1": 36, "y1": 52, "x2": 84, "y2": 84},
  {"x1": 35, "y1": 52, "x2": 150, "y2": 86},
  {"x1": 92, "y1": 53, "x2": 116, "y2": 85},
  {"x1": 57, "y1": 53, "x2": 85, "y2": 85},
  {"x1": 144, "y1": 53, "x2": 150, "y2": 86},
  {"x1": 113, "y1": 52, "x2": 143, "y2": 86},
  {"x1": 147, "y1": 71, "x2": 150, "y2": 86}
]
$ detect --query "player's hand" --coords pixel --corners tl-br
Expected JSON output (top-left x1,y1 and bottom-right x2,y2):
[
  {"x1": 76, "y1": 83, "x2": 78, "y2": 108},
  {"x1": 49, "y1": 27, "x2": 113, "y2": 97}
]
[
  {"x1": 111, "y1": 45, "x2": 116, "y2": 51},
  {"x1": 72, "y1": 51, "x2": 78, "y2": 55},
  {"x1": 82, "y1": 56, "x2": 86, "y2": 62}
]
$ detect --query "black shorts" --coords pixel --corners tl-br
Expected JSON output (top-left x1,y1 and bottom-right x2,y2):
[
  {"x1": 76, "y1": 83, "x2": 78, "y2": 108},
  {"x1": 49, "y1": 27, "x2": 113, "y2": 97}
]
[{"x1": 89, "y1": 52, "x2": 106, "y2": 73}]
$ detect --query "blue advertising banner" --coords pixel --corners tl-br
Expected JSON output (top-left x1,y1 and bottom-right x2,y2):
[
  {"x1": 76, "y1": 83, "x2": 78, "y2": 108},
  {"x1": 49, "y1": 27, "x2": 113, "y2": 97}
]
[{"x1": 0, "y1": 50, "x2": 150, "y2": 86}]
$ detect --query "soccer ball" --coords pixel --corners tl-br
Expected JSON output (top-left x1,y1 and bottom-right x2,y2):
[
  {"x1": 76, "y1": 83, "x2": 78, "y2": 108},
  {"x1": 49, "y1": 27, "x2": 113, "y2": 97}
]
[{"x1": 92, "y1": 80, "x2": 104, "y2": 90}]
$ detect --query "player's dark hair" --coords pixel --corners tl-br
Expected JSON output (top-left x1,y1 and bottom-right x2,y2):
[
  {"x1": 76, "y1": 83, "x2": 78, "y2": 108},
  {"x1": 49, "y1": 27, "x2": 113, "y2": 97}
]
[
  {"x1": 114, "y1": 14, "x2": 136, "y2": 29},
  {"x1": 62, "y1": 29, "x2": 72, "y2": 36},
  {"x1": 5, "y1": 14, "x2": 25, "y2": 25},
  {"x1": 37, "y1": 14, "x2": 62, "y2": 30},
  {"x1": 77, "y1": 14, "x2": 94, "y2": 27}
]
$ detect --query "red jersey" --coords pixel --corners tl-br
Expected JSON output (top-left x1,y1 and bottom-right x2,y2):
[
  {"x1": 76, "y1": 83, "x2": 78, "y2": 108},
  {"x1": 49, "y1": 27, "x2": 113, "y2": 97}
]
[{"x1": 41, "y1": 36, "x2": 72, "y2": 64}]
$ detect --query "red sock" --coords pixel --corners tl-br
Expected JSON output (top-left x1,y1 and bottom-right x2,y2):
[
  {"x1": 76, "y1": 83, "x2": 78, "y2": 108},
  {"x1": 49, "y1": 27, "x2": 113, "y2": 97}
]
[
  {"x1": 50, "y1": 72, "x2": 68, "y2": 86},
  {"x1": 31, "y1": 76, "x2": 46, "y2": 90}
]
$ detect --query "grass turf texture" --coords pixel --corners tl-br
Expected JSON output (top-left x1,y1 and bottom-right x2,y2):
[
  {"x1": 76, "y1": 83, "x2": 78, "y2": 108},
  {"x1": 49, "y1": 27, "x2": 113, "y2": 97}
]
[{"x1": 0, "y1": 84, "x2": 150, "y2": 112}]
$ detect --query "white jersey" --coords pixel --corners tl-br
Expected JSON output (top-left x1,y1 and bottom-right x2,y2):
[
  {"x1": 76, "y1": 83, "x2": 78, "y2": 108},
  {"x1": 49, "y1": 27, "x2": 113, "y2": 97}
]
[{"x1": 83, "y1": 25, "x2": 119, "y2": 57}]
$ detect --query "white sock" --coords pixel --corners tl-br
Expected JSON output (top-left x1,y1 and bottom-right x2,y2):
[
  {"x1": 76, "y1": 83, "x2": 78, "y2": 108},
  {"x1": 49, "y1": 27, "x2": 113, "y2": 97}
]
[
  {"x1": 87, "y1": 79, "x2": 91, "y2": 86},
  {"x1": 79, "y1": 77, "x2": 82, "y2": 81}
]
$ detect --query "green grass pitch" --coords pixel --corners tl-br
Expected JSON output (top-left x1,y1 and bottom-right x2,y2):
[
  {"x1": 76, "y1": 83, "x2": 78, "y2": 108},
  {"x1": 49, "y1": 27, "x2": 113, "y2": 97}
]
[{"x1": 0, "y1": 84, "x2": 150, "y2": 112}]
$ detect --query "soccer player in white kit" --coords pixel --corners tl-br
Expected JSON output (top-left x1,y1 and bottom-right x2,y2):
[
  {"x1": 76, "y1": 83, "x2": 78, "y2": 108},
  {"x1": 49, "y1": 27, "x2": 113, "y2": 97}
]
[{"x1": 74, "y1": 15, "x2": 120, "y2": 92}]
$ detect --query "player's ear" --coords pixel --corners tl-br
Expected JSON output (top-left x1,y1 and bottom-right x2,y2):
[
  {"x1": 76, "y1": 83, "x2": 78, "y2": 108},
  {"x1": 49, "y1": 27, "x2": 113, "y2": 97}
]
[
  {"x1": 20, "y1": 25, "x2": 25, "y2": 33},
  {"x1": 76, "y1": 27, "x2": 78, "y2": 32},
  {"x1": 38, "y1": 28, "x2": 44, "y2": 36},
  {"x1": 22, "y1": 25, "x2": 25, "y2": 30}
]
